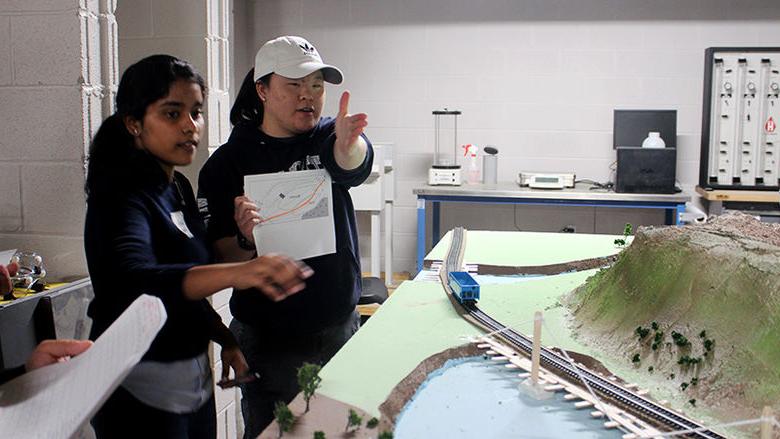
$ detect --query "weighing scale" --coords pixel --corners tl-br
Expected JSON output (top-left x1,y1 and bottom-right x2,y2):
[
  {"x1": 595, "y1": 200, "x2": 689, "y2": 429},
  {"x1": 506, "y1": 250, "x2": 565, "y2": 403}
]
[{"x1": 518, "y1": 172, "x2": 576, "y2": 189}]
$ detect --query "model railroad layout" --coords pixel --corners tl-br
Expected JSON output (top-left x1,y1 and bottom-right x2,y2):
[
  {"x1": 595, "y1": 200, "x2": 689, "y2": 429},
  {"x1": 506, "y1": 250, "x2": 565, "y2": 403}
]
[{"x1": 438, "y1": 227, "x2": 725, "y2": 439}]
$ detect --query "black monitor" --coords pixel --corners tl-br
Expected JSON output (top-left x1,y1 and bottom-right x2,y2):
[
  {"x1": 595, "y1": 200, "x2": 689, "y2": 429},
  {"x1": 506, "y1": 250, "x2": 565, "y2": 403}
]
[{"x1": 613, "y1": 110, "x2": 677, "y2": 149}]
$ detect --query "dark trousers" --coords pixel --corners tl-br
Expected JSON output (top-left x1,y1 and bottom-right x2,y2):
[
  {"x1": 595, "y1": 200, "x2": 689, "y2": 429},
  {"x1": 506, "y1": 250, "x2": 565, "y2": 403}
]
[
  {"x1": 91, "y1": 386, "x2": 216, "y2": 439},
  {"x1": 232, "y1": 310, "x2": 360, "y2": 439}
]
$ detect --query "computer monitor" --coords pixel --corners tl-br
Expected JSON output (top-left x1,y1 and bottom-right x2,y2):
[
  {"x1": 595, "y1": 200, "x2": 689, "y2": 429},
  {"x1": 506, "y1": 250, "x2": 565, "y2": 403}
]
[{"x1": 613, "y1": 110, "x2": 677, "y2": 149}]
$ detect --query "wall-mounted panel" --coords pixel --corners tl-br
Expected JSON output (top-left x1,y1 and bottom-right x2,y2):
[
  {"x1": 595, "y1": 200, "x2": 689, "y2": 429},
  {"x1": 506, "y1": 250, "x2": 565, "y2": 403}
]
[{"x1": 700, "y1": 47, "x2": 780, "y2": 190}]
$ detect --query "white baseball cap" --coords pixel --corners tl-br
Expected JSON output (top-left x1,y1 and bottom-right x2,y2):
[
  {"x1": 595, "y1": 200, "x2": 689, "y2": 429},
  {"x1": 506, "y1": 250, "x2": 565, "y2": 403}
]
[{"x1": 253, "y1": 36, "x2": 343, "y2": 84}]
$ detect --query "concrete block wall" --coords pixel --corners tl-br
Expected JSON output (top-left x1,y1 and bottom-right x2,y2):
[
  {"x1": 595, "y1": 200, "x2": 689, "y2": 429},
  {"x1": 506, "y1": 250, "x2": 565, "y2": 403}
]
[
  {"x1": 240, "y1": 0, "x2": 780, "y2": 275},
  {"x1": 0, "y1": 0, "x2": 100, "y2": 280},
  {"x1": 116, "y1": 0, "x2": 212, "y2": 189}
]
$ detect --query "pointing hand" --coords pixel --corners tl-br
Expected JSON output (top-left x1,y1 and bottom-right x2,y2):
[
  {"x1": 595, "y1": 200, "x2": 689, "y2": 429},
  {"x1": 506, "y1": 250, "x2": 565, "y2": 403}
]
[{"x1": 334, "y1": 91, "x2": 368, "y2": 155}]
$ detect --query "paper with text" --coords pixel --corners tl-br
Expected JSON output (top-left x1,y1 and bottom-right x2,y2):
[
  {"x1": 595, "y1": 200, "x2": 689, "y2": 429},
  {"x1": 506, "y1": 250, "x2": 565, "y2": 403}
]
[
  {"x1": 245, "y1": 169, "x2": 336, "y2": 260},
  {"x1": 0, "y1": 294, "x2": 167, "y2": 439}
]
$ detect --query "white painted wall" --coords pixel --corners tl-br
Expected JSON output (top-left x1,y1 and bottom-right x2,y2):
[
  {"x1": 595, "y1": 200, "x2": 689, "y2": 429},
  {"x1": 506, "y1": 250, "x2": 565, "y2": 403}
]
[
  {"x1": 0, "y1": 0, "x2": 101, "y2": 280},
  {"x1": 239, "y1": 0, "x2": 780, "y2": 275}
]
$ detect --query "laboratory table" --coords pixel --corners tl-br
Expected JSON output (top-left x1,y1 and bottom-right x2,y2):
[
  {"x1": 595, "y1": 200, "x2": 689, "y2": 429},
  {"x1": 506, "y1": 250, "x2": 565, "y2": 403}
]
[{"x1": 414, "y1": 182, "x2": 690, "y2": 271}]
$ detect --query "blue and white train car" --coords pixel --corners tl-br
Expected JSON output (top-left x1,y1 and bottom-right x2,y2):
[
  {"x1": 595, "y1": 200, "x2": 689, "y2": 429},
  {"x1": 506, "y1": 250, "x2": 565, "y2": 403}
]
[{"x1": 448, "y1": 271, "x2": 480, "y2": 303}]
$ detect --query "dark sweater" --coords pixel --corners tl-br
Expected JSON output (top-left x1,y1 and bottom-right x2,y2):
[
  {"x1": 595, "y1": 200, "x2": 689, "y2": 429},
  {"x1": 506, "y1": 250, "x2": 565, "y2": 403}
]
[
  {"x1": 85, "y1": 170, "x2": 222, "y2": 362},
  {"x1": 198, "y1": 118, "x2": 373, "y2": 335},
  {"x1": 0, "y1": 365, "x2": 25, "y2": 385}
]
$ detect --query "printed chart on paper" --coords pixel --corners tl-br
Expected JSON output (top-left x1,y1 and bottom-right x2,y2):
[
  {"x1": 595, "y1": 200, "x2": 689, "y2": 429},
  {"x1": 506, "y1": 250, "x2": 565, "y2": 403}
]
[
  {"x1": 244, "y1": 168, "x2": 336, "y2": 260},
  {"x1": 250, "y1": 171, "x2": 330, "y2": 225}
]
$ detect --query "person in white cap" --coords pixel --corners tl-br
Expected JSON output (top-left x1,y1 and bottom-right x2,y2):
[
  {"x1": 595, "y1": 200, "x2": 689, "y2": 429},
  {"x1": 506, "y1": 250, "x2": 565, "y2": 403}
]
[{"x1": 198, "y1": 36, "x2": 373, "y2": 437}]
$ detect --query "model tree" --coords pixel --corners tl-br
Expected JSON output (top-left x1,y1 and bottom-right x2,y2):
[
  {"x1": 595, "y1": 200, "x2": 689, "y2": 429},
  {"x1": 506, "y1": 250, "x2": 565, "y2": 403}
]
[
  {"x1": 313, "y1": 432, "x2": 326, "y2": 439},
  {"x1": 297, "y1": 362, "x2": 323, "y2": 412},
  {"x1": 273, "y1": 401, "x2": 295, "y2": 438},
  {"x1": 345, "y1": 408, "x2": 363, "y2": 432},
  {"x1": 614, "y1": 223, "x2": 633, "y2": 247},
  {"x1": 378, "y1": 432, "x2": 394, "y2": 439}
]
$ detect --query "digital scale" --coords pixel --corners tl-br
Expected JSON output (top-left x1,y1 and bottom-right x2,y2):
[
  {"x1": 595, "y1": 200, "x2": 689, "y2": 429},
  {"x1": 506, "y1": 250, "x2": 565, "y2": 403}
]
[
  {"x1": 428, "y1": 109, "x2": 462, "y2": 186},
  {"x1": 519, "y1": 172, "x2": 576, "y2": 189}
]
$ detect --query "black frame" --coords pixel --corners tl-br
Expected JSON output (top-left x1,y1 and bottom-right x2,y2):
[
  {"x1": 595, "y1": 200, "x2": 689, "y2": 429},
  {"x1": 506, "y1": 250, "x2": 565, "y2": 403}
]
[{"x1": 613, "y1": 109, "x2": 677, "y2": 149}]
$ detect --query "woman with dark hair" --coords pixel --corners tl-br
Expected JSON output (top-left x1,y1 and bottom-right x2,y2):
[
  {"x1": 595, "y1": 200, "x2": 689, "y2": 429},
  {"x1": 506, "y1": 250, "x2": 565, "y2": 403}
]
[
  {"x1": 85, "y1": 54, "x2": 311, "y2": 439},
  {"x1": 198, "y1": 36, "x2": 372, "y2": 437}
]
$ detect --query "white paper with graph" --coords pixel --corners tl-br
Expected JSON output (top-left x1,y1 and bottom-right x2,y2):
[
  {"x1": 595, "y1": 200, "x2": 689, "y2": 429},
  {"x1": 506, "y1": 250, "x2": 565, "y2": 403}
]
[
  {"x1": 0, "y1": 294, "x2": 167, "y2": 439},
  {"x1": 245, "y1": 168, "x2": 336, "y2": 260}
]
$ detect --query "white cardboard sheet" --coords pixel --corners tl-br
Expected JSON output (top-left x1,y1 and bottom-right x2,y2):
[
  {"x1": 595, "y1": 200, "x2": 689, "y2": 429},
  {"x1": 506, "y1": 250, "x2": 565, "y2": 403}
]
[{"x1": 0, "y1": 294, "x2": 167, "y2": 439}]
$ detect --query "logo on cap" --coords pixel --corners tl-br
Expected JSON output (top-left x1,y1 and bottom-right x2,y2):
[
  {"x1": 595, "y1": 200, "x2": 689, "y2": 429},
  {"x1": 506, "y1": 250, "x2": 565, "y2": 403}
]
[{"x1": 298, "y1": 42, "x2": 316, "y2": 56}]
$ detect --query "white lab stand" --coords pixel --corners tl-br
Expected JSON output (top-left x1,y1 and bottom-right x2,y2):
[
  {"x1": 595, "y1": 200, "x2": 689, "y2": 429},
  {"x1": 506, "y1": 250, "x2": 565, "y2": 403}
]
[{"x1": 351, "y1": 143, "x2": 394, "y2": 286}]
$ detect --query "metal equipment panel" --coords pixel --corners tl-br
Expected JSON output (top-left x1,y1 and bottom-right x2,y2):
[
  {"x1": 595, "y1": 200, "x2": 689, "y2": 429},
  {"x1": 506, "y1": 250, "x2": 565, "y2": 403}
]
[{"x1": 700, "y1": 47, "x2": 780, "y2": 190}]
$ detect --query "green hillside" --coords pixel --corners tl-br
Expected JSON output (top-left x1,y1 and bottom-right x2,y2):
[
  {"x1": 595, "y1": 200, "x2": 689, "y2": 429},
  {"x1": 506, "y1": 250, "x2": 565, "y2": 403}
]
[{"x1": 566, "y1": 215, "x2": 780, "y2": 421}]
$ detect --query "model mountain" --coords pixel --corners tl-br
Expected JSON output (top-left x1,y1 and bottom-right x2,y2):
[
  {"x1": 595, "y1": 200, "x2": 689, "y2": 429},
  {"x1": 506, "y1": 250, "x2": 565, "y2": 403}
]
[{"x1": 566, "y1": 212, "x2": 780, "y2": 427}]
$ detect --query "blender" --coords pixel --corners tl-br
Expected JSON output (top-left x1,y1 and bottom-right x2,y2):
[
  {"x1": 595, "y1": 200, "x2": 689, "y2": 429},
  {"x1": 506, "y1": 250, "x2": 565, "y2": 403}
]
[{"x1": 428, "y1": 109, "x2": 462, "y2": 186}]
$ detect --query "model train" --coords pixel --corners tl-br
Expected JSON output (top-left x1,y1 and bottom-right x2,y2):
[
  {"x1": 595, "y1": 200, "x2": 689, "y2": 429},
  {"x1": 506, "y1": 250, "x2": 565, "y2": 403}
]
[{"x1": 448, "y1": 271, "x2": 480, "y2": 303}]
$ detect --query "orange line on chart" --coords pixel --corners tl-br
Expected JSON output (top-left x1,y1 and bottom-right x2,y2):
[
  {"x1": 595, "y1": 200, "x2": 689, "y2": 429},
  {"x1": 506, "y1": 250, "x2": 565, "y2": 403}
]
[{"x1": 261, "y1": 179, "x2": 327, "y2": 223}]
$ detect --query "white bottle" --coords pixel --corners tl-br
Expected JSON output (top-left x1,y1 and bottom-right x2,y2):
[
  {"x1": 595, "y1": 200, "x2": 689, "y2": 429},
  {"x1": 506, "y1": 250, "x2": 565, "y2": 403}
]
[
  {"x1": 641, "y1": 132, "x2": 665, "y2": 148},
  {"x1": 463, "y1": 144, "x2": 480, "y2": 184}
]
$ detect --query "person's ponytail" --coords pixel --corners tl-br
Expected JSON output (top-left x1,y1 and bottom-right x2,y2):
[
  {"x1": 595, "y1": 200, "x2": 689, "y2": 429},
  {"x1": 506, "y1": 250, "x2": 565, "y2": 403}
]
[
  {"x1": 230, "y1": 68, "x2": 270, "y2": 127},
  {"x1": 85, "y1": 114, "x2": 165, "y2": 198},
  {"x1": 85, "y1": 114, "x2": 133, "y2": 198}
]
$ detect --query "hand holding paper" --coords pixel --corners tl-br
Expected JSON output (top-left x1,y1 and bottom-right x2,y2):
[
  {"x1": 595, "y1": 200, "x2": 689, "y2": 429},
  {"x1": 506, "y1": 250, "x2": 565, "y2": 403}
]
[
  {"x1": 25, "y1": 339, "x2": 93, "y2": 371},
  {"x1": 0, "y1": 294, "x2": 167, "y2": 439},
  {"x1": 234, "y1": 195, "x2": 261, "y2": 246}
]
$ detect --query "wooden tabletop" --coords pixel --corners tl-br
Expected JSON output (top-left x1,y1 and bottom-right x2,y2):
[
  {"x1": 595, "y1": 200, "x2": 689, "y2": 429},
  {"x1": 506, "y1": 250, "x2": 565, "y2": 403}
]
[{"x1": 695, "y1": 186, "x2": 780, "y2": 203}]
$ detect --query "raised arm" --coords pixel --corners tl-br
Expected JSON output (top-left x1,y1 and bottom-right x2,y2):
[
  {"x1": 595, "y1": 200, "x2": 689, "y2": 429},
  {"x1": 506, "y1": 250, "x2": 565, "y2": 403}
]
[{"x1": 333, "y1": 91, "x2": 368, "y2": 171}]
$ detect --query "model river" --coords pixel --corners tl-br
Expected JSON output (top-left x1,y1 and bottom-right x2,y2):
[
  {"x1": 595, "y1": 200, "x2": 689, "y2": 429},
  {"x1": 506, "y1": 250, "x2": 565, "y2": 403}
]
[{"x1": 394, "y1": 356, "x2": 624, "y2": 438}]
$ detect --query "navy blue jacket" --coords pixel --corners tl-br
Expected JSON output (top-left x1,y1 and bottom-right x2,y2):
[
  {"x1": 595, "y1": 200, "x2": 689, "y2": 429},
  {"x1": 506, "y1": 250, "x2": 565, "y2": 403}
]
[
  {"x1": 85, "y1": 170, "x2": 222, "y2": 361},
  {"x1": 198, "y1": 118, "x2": 373, "y2": 335}
]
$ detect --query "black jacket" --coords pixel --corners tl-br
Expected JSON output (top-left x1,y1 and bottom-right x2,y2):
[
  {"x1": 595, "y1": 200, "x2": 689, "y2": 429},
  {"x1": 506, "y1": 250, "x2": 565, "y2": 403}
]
[
  {"x1": 198, "y1": 118, "x2": 373, "y2": 335},
  {"x1": 85, "y1": 170, "x2": 223, "y2": 361}
]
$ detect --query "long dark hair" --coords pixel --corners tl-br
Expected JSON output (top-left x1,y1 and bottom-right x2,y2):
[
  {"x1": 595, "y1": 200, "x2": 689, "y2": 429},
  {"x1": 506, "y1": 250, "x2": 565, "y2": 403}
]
[
  {"x1": 229, "y1": 68, "x2": 271, "y2": 127},
  {"x1": 85, "y1": 54, "x2": 206, "y2": 198}
]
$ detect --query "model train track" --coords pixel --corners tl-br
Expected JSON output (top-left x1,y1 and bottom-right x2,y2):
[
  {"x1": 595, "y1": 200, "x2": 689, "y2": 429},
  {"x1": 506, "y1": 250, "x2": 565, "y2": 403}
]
[{"x1": 441, "y1": 227, "x2": 725, "y2": 439}]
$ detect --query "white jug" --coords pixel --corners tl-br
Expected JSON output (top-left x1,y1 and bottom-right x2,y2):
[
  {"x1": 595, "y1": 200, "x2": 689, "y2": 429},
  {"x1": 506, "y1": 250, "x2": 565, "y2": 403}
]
[{"x1": 641, "y1": 132, "x2": 665, "y2": 148}]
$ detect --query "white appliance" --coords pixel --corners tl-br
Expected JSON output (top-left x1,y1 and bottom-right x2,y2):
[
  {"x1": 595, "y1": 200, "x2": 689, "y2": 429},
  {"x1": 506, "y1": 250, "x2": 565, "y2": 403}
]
[
  {"x1": 428, "y1": 167, "x2": 461, "y2": 186},
  {"x1": 428, "y1": 109, "x2": 462, "y2": 186},
  {"x1": 519, "y1": 172, "x2": 576, "y2": 189}
]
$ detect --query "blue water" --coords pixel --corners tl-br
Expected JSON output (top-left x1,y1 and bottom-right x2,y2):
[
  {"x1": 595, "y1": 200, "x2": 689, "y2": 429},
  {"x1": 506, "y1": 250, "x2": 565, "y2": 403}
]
[{"x1": 394, "y1": 357, "x2": 625, "y2": 439}]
